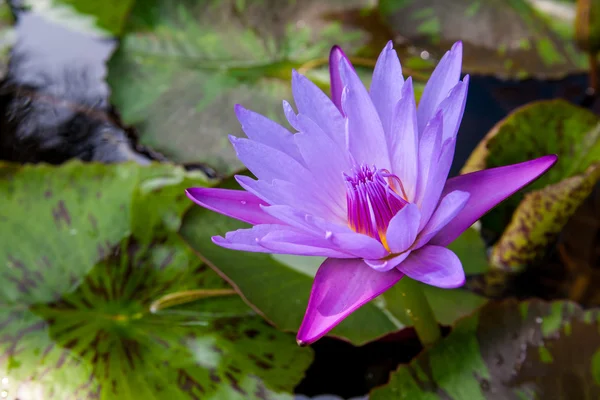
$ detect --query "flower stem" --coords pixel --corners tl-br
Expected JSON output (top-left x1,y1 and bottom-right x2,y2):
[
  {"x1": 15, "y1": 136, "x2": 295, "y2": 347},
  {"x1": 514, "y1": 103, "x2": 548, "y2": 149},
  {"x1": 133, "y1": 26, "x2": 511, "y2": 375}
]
[{"x1": 399, "y1": 278, "x2": 441, "y2": 347}]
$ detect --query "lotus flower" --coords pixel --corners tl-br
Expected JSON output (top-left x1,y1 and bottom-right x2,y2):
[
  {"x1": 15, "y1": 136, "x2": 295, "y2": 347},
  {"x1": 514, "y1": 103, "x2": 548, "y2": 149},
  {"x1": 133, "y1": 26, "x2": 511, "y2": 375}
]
[{"x1": 186, "y1": 41, "x2": 557, "y2": 345}]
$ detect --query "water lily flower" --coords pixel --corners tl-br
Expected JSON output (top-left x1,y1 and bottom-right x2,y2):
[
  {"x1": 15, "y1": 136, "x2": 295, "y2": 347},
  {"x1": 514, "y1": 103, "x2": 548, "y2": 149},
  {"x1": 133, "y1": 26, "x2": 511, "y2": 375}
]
[{"x1": 186, "y1": 41, "x2": 557, "y2": 345}]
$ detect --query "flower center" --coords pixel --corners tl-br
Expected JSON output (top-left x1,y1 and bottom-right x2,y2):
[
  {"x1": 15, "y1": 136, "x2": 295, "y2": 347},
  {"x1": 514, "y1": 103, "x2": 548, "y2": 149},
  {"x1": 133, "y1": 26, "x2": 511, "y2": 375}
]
[{"x1": 344, "y1": 164, "x2": 407, "y2": 249}]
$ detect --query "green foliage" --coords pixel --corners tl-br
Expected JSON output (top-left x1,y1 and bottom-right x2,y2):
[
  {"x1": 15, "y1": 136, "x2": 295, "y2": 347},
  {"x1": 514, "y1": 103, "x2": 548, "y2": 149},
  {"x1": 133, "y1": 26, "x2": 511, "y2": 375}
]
[
  {"x1": 371, "y1": 299, "x2": 600, "y2": 399},
  {"x1": 0, "y1": 162, "x2": 312, "y2": 399}
]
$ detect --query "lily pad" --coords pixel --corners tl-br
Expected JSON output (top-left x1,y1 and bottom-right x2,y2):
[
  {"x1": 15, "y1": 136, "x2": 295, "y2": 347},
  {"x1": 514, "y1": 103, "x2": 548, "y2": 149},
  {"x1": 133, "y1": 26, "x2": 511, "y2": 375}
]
[
  {"x1": 371, "y1": 299, "x2": 600, "y2": 399},
  {"x1": 107, "y1": 0, "x2": 373, "y2": 175},
  {"x1": 0, "y1": 162, "x2": 312, "y2": 399},
  {"x1": 378, "y1": 0, "x2": 586, "y2": 79},
  {"x1": 179, "y1": 175, "x2": 490, "y2": 345},
  {"x1": 462, "y1": 100, "x2": 600, "y2": 268}
]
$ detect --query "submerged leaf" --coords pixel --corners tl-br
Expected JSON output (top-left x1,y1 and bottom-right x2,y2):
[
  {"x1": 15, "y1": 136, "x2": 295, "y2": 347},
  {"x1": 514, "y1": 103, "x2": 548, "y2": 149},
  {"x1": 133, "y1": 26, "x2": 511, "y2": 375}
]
[
  {"x1": 371, "y1": 299, "x2": 600, "y2": 399},
  {"x1": 108, "y1": 0, "x2": 373, "y2": 174},
  {"x1": 379, "y1": 0, "x2": 585, "y2": 79}
]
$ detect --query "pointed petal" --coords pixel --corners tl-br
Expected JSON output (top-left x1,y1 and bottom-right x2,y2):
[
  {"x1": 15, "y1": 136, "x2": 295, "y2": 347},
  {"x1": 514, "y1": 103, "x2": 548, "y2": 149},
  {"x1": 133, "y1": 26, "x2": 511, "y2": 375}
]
[
  {"x1": 418, "y1": 137, "x2": 456, "y2": 229},
  {"x1": 259, "y1": 230, "x2": 355, "y2": 258},
  {"x1": 262, "y1": 205, "x2": 388, "y2": 259},
  {"x1": 229, "y1": 135, "x2": 312, "y2": 187},
  {"x1": 340, "y1": 58, "x2": 390, "y2": 169},
  {"x1": 234, "y1": 104, "x2": 304, "y2": 164},
  {"x1": 413, "y1": 190, "x2": 469, "y2": 248},
  {"x1": 185, "y1": 187, "x2": 280, "y2": 225},
  {"x1": 385, "y1": 203, "x2": 421, "y2": 254},
  {"x1": 389, "y1": 77, "x2": 418, "y2": 200},
  {"x1": 282, "y1": 100, "x2": 300, "y2": 130},
  {"x1": 212, "y1": 224, "x2": 288, "y2": 253},
  {"x1": 292, "y1": 70, "x2": 345, "y2": 148},
  {"x1": 236, "y1": 175, "x2": 345, "y2": 222},
  {"x1": 293, "y1": 114, "x2": 350, "y2": 205},
  {"x1": 297, "y1": 258, "x2": 404, "y2": 344},
  {"x1": 438, "y1": 76, "x2": 469, "y2": 142},
  {"x1": 430, "y1": 155, "x2": 558, "y2": 246},
  {"x1": 329, "y1": 45, "x2": 350, "y2": 113},
  {"x1": 396, "y1": 245, "x2": 465, "y2": 289},
  {"x1": 417, "y1": 42, "x2": 462, "y2": 132},
  {"x1": 365, "y1": 251, "x2": 411, "y2": 272},
  {"x1": 370, "y1": 41, "x2": 404, "y2": 138},
  {"x1": 415, "y1": 111, "x2": 443, "y2": 208}
]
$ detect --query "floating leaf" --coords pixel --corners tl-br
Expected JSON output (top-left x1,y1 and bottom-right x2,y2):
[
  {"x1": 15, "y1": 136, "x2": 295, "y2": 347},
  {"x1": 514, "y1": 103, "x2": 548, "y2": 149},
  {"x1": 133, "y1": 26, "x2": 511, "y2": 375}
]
[
  {"x1": 107, "y1": 0, "x2": 373, "y2": 174},
  {"x1": 371, "y1": 299, "x2": 600, "y2": 399},
  {"x1": 0, "y1": 162, "x2": 312, "y2": 399},
  {"x1": 462, "y1": 100, "x2": 600, "y2": 245},
  {"x1": 491, "y1": 163, "x2": 600, "y2": 268},
  {"x1": 180, "y1": 175, "x2": 490, "y2": 345},
  {"x1": 378, "y1": 0, "x2": 586, "y2": 79}
]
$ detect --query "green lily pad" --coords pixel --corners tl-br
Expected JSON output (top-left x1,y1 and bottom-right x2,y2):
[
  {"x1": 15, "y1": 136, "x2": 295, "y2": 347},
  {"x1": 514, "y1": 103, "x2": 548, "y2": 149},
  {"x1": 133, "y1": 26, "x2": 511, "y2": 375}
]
[
  {"x1": 462, "y1": 100, "x2": 600, "y2": 268},
  {"x1": 179, "y1": 175, "x2": 490, "y2": 345},
  {"x1": 371, "y1": 299, "x2": 600, "y2": 399},
  {"x1": 0, "y1": 162, "x2": 312, "y2": 399},
  {"x1": 107, "y1": 0, "x2": 374, "y2": 175},
  {"x1": 378, "y1": 0, "x2": 586, "y2": 79},
  {"x1": 21, "y1": 0, "x2": 134, "y2": 37}
]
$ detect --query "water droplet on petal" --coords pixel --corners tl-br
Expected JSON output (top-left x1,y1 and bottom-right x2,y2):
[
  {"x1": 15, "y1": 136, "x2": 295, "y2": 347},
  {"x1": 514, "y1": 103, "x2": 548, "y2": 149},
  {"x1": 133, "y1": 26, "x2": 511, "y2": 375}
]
[
  {"x1": 240, "y1": 200, "x2": 247, "y2": 205},
  {"x1": 325, "y1": 231, "x2": 333, "y2": 239}
]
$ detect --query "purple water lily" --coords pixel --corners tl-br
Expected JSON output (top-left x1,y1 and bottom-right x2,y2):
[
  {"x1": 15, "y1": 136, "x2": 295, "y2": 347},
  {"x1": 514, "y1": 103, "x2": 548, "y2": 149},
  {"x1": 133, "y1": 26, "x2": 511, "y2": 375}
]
[{"x1": 186, "y1": 41, "x2": 556, "y2": 345}]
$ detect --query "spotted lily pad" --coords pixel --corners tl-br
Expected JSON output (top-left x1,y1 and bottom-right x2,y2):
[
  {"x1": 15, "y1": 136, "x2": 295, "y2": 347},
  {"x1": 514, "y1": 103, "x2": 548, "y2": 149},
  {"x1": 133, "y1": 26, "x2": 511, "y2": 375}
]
[
  {"x1": 179, "y1": 175, "x2": 490, "y2": 345},
  {"x1": 107, "y1": 0, "x2": 373, "y2": 175},
  {"x1": 378, "y1": 0, "x2": 586, "y2": 79},
  {"x1": 371, "y1": 299, "x2": 600, "y2": 399},
  {"x1": 0, "y1": 162, "x2": 312, "y2": 399},
  {"x1": 462, "y1": 100, "x2": 600, "y2": 268}
]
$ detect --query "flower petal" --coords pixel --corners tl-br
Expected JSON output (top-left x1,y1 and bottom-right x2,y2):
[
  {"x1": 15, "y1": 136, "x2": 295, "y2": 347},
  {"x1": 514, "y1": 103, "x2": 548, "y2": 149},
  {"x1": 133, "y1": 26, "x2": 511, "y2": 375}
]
[
  {"x1": 396, "y1": 245, "x2": 465, "y2": 288},
  {"x1": 364, "y1": 251, "x2": 411, "y2": 272},
  {"x1": 297, "y1": 258, "x2": 404, "y2": 345},
  {"x1": 261, "y1": 205, "x2": 388, "y2": 259},
  {"x1": 370, "y1": 41, "x2": 404, "y2": 139},
  {"x1": 229, "y1": 135, "x2": 313, "y2": 187},
  {"x1": 185, "y1": 187, "x2": 280, "y2": 225},
  {"x1": 212, "y1": 224, "x2": 288, "y2": 253},
  {"x1": 430, "y1": 155, "x2": 558, "y2": 246},
  {"x1": 389, "y1": 77, "x2": 418, "y2": 200},
  {"x1": 415, "y1": 110, "x2": 443, "y2": 207},
  {"x1": 340, "y1": 58, "x2": 390, "y2": 169},
  {"x1": 329, "y1": 45, "x2": 350, "y2": 113},
  {"x1": 418, "y1": 137, "x2": 456, "y2": 229},
  {"x1": 417, "y1": 41, "x2": 462, "y2": 132},
  {"x1": 259, "y1": 230, "x2": 355, "y2": 258},
  {"x1": 292, "y1": 70, "x2": 345, "y2": 148},
  {"x1": 234, "y1": 104, "x2": 304, "y2": 164},
  {"x1": 413, "y1": 190, "x2": 470, "y2": 249},
  {"x1": 438, "y1": 76, "x2": 469, "y2": 143},
  {"x1": 236, "y1": 175, "x2": 345, "y2": 222},
  {"x1": 385, "y1": 203, "x2": 421, "y2": 254},
  {"x1": 293, "y1": 114, "x2": 350, "y2": 206}
]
